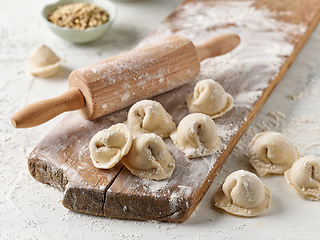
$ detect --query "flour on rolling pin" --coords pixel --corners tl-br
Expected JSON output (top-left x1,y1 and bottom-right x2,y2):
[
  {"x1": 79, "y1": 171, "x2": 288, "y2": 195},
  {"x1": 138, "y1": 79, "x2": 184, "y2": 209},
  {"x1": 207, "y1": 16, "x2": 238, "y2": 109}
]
[
  {"x1": 69, "y1": 35, "x2": 200, "y2": 120},
  {"x1": 140, "y1": 1, "x2": 308, "y2": 95},
  {"x1": 26, "y1": 0, "x2": 320, "y2": 222},
  {"x1": 12, "y1": 33, "x2": 240, "y2": 128}
]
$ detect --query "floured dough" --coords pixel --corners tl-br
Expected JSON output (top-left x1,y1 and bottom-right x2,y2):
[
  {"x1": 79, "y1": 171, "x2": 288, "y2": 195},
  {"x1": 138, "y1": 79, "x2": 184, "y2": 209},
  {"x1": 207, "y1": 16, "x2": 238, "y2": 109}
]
[
  {"x1": 125, "y1": 100, "x2": 176, "y2": 138},
  {"x1": 285, "y1": 156, "x2": 320, "y2": 201},
  {"x1": 122, "y1": 133, "x2": 175, "y2": 180},
  {"x1": 170, "y1": 113, "x2": 221, "y2": 158},
  {"x1": 187, "y1": 79, "x2": 233, "y2": 119},
  {"x1": 89, "y1": 123, "x2": 132, "y2": 169},
  {"x1": 214, "y1": 170, "x2": 271, "y2": 217},
  {"x1": 249, "y1": 131, "x2": 299, "y2": 176},
  {"x1": 28, "y1": 44, "x2": 62, "y2": 78}
]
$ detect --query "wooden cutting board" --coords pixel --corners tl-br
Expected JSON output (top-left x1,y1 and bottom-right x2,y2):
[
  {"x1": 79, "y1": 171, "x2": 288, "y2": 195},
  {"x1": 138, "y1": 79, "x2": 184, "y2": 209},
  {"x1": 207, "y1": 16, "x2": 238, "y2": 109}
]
[{"x1": 28, "y1": 0, "x2": 320, "y2": 222}]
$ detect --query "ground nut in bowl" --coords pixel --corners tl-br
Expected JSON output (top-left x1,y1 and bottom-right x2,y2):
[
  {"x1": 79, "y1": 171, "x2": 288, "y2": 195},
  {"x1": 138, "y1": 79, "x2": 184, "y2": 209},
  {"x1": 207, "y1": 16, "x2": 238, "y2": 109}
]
[{"x1": 42, "y1": 0, "x2": 117, "y2": 43}]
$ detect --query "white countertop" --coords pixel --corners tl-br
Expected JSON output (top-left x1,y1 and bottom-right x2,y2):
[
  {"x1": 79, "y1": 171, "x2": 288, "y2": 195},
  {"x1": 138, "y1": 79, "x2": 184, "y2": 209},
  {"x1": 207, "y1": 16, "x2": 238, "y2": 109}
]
[{"x1": 1, "y1": 0, "x2": 320, "y2": 239}]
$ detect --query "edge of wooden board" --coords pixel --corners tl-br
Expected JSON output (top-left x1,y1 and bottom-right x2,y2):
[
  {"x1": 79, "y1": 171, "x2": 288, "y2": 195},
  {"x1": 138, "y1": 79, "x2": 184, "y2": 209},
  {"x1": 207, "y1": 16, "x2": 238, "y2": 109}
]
[
  {"x1": 99, "y1": 1, "x2": 320, "y2": 222},
  {"x1": 28, "y1": 0, "x2": 320, "y2": 222}
]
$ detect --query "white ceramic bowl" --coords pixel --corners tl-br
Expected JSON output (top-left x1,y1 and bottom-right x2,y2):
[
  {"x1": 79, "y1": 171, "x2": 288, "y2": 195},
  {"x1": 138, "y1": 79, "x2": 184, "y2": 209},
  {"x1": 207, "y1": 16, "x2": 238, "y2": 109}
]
[{"x1": 42, "y1": 0, "x2": 117, "y2": 43}]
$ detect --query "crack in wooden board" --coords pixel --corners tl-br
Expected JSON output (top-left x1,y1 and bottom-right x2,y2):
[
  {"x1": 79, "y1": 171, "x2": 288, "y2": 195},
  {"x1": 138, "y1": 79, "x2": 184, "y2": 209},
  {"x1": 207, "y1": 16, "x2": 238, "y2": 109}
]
[{"x1": 28, "y1": 0, "x2": 320, "y2": 222}]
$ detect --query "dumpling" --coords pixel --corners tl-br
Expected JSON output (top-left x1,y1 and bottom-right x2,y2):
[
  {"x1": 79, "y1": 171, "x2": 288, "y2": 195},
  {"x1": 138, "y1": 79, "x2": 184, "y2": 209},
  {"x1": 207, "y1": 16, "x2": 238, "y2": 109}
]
[
  {"x1": 122, "y1": 133, "x2": 175, "y2": 180},
  {"x1": 170, "y1": 113, "x2": 221, "y2": 158},
  {"x1": 284, "y1": 156, "x2": 320, "y2": 201},
  {"x1": 89, "y1": 123, "x2": 132, "y2": 169},
  {"x1": 214, "y1": 170, "x2": 271, "y2": 217},
  {"x1": 187, "y1": 79, "x2": 233, "y2": 119},
  {"x1": 125, "y1": 100, "x2": 176, "y2": 138},
  {"x1": 28, "y1": 44, "x2": 62, "y2": 78},
  {"x1": 249, "y1": 131, "x2": 299, "y2": 176}
]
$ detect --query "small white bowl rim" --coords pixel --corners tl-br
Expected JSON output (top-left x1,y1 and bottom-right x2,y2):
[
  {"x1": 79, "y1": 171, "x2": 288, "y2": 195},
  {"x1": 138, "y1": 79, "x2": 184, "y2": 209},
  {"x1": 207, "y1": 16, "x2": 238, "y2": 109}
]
[{"x1": 42, "y1": 0, "x2": 117, "y2": 33}]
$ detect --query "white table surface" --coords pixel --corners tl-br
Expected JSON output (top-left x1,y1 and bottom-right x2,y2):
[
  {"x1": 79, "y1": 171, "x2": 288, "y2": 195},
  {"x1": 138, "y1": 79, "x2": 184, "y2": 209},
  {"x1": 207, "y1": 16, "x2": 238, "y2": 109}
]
[{"x1": 1, "y1": 0, "x2": 320, "y2": 239}]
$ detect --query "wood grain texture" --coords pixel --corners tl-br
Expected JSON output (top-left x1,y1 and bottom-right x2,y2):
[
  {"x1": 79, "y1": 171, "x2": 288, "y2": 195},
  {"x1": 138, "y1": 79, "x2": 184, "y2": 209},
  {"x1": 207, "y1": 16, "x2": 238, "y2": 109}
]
[
  {"x1": 68, "y1": 35, "x2": 201, "y2": 120},
  {"x1": 13, "y1": 34, "x2": 239, "y2": 129},
  {"x1": 28, "y1": 0, "x2": 320, "y2": 222},
  {"x1": 12, "y1": 87, "x2": 84, "y2": 128}
]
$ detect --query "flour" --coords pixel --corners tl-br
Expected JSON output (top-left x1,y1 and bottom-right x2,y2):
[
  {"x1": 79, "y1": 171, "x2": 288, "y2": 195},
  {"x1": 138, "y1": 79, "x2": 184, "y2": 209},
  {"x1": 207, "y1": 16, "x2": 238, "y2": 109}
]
[
  {"x1": 2, "y1": 0, "x2": 320, "y2": 238},
  {"x1": 234, "y1": 91, "x2": 263, "y2": 108},
  {"x1": 141, "y1": 0, "x2": 306, "y2": 114},
  {"x1": 139, "y1": 178, "x2": 169, "y2": 192},
  {"x1": 121, "y1": 91, "x2": 131, "y2": 102},
  {"x1": 234, "y1": 223, "x2": 246, "y2": 230},
  {"x1": 217, "y1": 124, "x2": 239, "y2": 141}
]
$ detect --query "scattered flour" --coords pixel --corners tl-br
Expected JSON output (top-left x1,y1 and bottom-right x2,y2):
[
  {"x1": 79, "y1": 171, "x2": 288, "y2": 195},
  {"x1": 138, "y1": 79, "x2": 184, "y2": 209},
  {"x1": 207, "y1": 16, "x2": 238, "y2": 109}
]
[
  {"x1": 2, "y1": 0, "x2": 320, "y2": 239},
  {"x1": 234, "y1": 223, "x2": 246, "y2": 229},
  {"x1": 139, "y1": 178, "x2": 169, "y2": 192},
  {"x1": 234, "y1": 91, "x2": 263, "y2": 108}
]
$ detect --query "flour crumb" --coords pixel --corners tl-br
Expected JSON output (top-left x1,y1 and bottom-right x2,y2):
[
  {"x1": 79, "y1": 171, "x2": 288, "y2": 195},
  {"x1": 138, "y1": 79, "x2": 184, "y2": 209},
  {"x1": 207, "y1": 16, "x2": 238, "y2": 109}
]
[
  {"x1": 267, "y1": 111, "x2": 285, "y2": 119},
  {"x1": 234, "y1": 223, "x2": 246, "y2": 229},
  {"x1": 287, "y1": 92, "x2": 305, "y2": 100}
]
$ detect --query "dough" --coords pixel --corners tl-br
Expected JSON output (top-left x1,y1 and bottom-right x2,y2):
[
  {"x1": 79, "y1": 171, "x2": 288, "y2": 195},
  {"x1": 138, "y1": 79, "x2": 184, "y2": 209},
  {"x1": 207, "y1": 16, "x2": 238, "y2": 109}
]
[
  {"x1": 122, "y1": 133, "x2": 175, "y2": 180},
  {"x1": 125, "y1": 100, "x2": 176, "y2": 138},
  {"x1": 214, "y1": 170, "x2": 271, "y2": 217},
  {"x1": 284, "y1": 156, "x2": 320, "y2": 201},
  {"x1": 89, "y1": 123, "x2": 132, "y2": 169},
  {"x1": 28, "y1": 44, "x2": 62, "y2": 78},
  {"x1": 249, "y1": 131, "x2": 299, "y2": 176},
  {"x1": 187, "y1": 79, "x2": 233, "y2": 119},
  {"x1": 170, "y1": 113, "x2": 221, "y2": 158}
]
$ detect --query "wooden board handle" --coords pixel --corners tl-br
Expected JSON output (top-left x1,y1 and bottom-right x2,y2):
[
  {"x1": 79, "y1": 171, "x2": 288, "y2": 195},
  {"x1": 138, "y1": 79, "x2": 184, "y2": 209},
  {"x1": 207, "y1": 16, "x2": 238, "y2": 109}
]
[
  {"x1": 11, "y1": 87, "x2": 85, "y2": 128},
  {"x1": 196, "y1": 33, "x2": 240, "y2": 62}
]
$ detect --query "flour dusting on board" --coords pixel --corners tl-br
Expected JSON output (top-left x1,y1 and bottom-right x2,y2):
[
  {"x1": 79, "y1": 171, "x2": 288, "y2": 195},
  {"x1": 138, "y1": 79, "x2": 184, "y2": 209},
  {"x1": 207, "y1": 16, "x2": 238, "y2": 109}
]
[
  {"x1": 23, "y1": 0, "x2": 314, "y2": 223},
  {"x1": 118, "y1": 0, "x2": 309, "y2": 218},
  {"x1": 139, "y1": 178, "x2": 170, "y2": 192},
  {"x1": 141, "y1": 1, "x2": 306, "y2": 109},
  {"x1": 234, "y1": 91, "x2": 263, "y2": 108}
]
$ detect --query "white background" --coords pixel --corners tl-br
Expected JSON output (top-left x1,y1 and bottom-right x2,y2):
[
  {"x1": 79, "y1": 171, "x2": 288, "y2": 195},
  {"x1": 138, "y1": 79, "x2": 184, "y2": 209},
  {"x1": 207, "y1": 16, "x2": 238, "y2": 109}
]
[{"x1": 1, "y1": 0, "x2": 319, "y2": 239}]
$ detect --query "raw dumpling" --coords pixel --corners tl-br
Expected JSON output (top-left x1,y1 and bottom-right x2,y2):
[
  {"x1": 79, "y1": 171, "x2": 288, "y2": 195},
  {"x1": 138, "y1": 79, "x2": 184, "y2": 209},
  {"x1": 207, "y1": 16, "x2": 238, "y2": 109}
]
[
  {"x1": 28, "y1": 44, "x2": 62, "y2": 78},
  {"x1": 214, "y1": 170, "x2": 271, "y2": 217},
  {"x1": 125, "y1": 100, "x2": 176, "y2": 138},
  {"x1": 187, "y1": 79, "x2": 233, "y2": 119},
  {"x1": 284, "y1": 156, "x2": 320, "y2": 201},
  {"x1": 170, "y1": 113, "x2": 221, "y2": 158},
  {"x1": 122, "y1": 133, "x2": 175, "y2": 180},
  {"x1": 89, "y1": 123, "x2": 132, "y2": 169},
  {"x1": 249, "y1": 131, "x2": 299, "y2": 176}
]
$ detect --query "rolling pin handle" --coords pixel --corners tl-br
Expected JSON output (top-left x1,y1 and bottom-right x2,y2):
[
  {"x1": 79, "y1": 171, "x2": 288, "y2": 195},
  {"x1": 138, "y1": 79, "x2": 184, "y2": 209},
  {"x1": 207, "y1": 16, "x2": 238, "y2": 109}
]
[
  {"x1": 11, "y1": 87, "x2": 85, "y2": 128},
  {"x1": 196, "y1": 33, "x2": 240, "y2": 62}
]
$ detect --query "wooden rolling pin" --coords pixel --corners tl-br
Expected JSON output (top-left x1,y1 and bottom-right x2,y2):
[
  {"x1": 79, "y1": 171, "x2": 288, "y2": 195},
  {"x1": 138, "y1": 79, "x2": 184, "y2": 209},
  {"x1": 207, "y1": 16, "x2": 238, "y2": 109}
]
[{"x1": 12, "y1": 34, "x2": 240, "y2": 128}]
